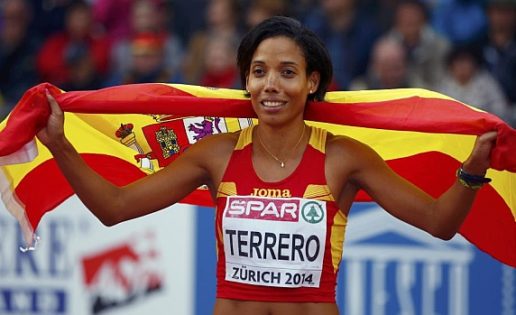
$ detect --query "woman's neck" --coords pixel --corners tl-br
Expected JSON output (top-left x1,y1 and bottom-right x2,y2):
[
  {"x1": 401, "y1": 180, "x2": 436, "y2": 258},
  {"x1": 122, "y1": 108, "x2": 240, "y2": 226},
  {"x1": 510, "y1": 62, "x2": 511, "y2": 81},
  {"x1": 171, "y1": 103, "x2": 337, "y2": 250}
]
[{"x1": 254, "y1": 121, "x2": 308, "y2": 168}]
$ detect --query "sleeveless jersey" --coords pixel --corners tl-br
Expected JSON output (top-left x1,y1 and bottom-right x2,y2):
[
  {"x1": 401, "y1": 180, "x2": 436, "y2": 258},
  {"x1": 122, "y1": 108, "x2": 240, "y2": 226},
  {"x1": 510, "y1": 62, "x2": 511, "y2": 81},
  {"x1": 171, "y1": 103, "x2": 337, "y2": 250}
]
[{"x1": 215, "y1": 126, "x2": 348, "y2": 302}]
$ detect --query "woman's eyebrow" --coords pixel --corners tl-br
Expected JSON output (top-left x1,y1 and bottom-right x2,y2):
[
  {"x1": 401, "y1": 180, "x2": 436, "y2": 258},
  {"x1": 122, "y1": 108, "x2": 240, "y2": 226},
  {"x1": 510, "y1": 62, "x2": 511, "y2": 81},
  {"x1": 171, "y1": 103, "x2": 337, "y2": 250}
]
[
  {"x1": 251, "y1": 60, "x2": 299, "y2": 66},
  {"x1": 279, "y1": 61, "x2": 299, "y2": 66}
]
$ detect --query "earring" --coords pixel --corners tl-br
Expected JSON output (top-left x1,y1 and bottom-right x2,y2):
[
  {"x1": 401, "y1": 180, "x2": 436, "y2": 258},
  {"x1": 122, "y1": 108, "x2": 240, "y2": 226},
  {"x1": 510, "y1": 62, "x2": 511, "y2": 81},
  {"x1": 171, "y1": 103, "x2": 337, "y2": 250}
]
[{"x1": 309, "y1": 90, "x2": 313, "y2": 94}]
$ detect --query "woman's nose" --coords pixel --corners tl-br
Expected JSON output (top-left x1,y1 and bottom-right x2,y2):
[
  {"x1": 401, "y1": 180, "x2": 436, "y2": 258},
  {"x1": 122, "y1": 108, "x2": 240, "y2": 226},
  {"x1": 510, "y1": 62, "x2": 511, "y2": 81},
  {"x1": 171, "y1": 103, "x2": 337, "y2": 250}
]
[{"x1": 264, "y1": 72, "x2": 279, "y2": 92}]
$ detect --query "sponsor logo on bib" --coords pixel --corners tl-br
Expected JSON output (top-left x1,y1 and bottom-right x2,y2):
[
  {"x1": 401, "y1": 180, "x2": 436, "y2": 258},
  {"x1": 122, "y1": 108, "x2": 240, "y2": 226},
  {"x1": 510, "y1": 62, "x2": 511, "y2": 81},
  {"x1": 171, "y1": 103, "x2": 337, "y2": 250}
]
[{"x1": 302, "y1": 201, "x2": 324, "y2": 224}]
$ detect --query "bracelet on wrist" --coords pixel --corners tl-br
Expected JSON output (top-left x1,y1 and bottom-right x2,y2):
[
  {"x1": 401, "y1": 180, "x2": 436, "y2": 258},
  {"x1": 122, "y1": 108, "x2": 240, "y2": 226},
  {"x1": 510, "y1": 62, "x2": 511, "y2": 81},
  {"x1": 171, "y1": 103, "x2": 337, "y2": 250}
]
[{"x1": 456, "y1": 165, "x2": 491, "y2": 190}]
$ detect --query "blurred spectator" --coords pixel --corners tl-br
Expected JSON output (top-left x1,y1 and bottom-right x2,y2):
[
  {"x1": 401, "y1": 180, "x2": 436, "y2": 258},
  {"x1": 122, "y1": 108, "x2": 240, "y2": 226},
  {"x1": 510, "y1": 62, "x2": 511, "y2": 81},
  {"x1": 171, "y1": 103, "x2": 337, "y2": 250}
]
[
  {"x1": 182, "y1": 0, "x2": 242, "y2": 85},
  {"x1": 108, "y1": 0, "x2": 184, "y2": 82},
  {"x1": 436, "y1": 45, "x2": 509, "y2": 120},
  {"x1": 61, "y1": 42, "x2": 103, "y2": 91},
  {"x1": 28, "y1": 0, "x2": 75, "y2": 38},
  {"x1": 478, "y1": 0, "x2": 516, "y2": 125},
  {"x1": 171, "y1": 0, "x2": 209, "y2": 45},
  {"x1": 245, "y1": 0, "x2": 288, "y2": 30},
  {"x1": 106, "y1": 33, "x2": 176, "y2": 85},
  {"x1": 0, "y1": 0, "x2": 40, "y2": 119},
  {"x1": 382, "y1": 0, "x2": 450, "y2": 89},
  {"x1": 93, "y1": 0, "x2": 133, "y2": 44},
  {"x1": 288, "y1": 0, "x2": 318, "y2": 20},
  {"x1": 36, "y1": 1, "x2": 110, "y2": 88},
  {"x1": 350, "y1": 37, "x2": 422, "y2": 90},
  {"x1": 359, "y1": 0, "x2": 401, "y2": 31},
  {"x1": 304, "y1": 0, "x2": 380, "y2": 89},
  {"x1": 199, "y1": 33, "x2": 240, "y2": 88},
  {"x1": 432, "y1": 0, "x2": 487, "y2": 44}
]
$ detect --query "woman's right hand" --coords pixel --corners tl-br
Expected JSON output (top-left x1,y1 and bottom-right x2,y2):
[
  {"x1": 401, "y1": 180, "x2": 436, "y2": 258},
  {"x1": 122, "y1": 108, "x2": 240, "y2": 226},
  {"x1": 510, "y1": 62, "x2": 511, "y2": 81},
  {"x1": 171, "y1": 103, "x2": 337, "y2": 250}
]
[{"x1": 36, "y1": 90, "x2": 66, "y2": 149}]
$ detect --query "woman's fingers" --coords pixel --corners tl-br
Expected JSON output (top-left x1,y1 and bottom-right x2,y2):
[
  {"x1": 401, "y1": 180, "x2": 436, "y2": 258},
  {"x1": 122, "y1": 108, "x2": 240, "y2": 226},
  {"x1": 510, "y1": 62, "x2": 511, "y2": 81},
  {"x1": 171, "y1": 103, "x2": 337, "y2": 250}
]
[
  {"x1": 45, "y1": 89, "x2": 63, "y2": 116},
  {"x1": 475, "y1": 131, "x2": 498, "y2": 156},
  {"x1": 478, "y1": 131, "x2": 497, "y2": 144},
  {"x1": 463, "y1": 131, "x2": 498, "y2": 174}
]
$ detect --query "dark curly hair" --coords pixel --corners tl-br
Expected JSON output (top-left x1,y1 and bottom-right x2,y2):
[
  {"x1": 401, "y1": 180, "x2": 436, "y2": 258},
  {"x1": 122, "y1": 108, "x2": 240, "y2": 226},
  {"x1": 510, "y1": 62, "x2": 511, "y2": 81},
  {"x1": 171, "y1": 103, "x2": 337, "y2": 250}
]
[{"x1": 237, "y1": 16, "x2": 333, "y2": 101}]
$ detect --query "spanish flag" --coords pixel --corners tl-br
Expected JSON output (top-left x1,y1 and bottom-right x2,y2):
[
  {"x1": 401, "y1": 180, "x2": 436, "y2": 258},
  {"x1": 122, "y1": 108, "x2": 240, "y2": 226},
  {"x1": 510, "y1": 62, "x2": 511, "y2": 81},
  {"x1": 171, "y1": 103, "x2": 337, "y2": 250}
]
[{"x1": 0, "y1": 83, "x2": 515, "y2": 267}]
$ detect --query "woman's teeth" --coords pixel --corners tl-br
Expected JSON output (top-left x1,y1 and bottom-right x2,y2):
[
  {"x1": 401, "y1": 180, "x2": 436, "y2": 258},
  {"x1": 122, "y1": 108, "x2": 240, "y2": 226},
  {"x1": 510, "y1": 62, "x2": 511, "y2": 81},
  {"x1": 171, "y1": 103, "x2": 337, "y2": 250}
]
[{"x1": 262, "y1": 101, "x2": 285, "y2": 108}]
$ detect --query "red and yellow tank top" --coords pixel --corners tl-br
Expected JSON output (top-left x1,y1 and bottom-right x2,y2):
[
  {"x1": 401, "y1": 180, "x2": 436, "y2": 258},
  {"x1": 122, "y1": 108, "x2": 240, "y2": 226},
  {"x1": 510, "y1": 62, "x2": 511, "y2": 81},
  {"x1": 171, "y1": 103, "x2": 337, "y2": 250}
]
[{"x1": 215, "y1": 126, "x2": 348, "y2": 303}]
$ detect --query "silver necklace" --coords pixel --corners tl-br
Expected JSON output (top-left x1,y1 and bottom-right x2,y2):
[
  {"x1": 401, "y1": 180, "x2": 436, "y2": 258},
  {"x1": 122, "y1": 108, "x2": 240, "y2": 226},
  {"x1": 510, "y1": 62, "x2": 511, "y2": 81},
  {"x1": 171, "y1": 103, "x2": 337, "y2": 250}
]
[{"x1": 256, "y1": 124, "x2": 306, "y2": 168}]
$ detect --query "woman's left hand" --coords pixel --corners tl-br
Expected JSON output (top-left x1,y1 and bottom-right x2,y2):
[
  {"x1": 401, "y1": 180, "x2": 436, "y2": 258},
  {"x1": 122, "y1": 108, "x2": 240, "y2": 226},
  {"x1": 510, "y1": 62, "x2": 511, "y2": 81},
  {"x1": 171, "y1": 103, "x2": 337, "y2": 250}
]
[{"x1": 462, "y1": 131, "x2": 498, "y2": 175}]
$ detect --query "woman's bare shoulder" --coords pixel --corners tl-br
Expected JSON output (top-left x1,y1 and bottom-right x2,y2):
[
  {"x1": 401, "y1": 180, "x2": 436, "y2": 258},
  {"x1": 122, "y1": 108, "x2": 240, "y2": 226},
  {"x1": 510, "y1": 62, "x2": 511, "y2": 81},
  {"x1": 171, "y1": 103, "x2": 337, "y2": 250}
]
[
  {"x1": 196, "y1": 130, "x2": 240, "y2": 151},
  {"x1": 325, "y1": 132, "x2": 376, "y2": 159},
  {"x1": 183, "y1": 130, "x2": 242, "y2": 188},
  {"x1": 184, "y1": 130, "x2": 241, "y2": 164},
  {"x1": 325, "y1": 131, "x2": 386, "y2": 174},
  {"x1": 325, "y1": 131, "x2": 389, "y2": 188}
]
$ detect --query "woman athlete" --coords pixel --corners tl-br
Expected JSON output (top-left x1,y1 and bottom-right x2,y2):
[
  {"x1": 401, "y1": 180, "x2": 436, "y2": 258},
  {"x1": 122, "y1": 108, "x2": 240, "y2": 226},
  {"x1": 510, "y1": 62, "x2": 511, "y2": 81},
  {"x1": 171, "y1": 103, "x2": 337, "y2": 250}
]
[{"x1": 38, "y1": 16, "x2": 497, "y2": 315}]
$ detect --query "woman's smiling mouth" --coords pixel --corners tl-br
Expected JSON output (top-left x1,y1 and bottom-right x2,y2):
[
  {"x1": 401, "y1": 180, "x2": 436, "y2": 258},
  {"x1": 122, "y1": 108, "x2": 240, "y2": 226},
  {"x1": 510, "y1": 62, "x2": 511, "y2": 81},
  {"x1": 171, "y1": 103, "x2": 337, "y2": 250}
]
[{"x1": 261, "y1": 100, "x2": 287, "y2": 109}]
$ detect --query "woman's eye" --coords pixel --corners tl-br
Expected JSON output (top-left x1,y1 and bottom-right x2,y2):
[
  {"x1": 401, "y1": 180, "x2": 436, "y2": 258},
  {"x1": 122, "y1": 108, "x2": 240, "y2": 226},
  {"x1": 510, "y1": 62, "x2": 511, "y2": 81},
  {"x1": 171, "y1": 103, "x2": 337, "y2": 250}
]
[
  {"x1": 282, "y1": 69, "x2": 295, "y2": 77},
  {"x1": 252, "y1": 68, "x2": 264, "y2": 76}
]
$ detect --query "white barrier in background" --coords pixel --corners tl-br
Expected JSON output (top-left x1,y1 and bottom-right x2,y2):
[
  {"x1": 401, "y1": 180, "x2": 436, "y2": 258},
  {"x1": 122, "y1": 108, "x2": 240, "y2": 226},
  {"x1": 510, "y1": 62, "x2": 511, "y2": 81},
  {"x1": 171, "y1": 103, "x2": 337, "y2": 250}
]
[{"x1": 0, "y1": 196, "x2": 195, "y2": 315}]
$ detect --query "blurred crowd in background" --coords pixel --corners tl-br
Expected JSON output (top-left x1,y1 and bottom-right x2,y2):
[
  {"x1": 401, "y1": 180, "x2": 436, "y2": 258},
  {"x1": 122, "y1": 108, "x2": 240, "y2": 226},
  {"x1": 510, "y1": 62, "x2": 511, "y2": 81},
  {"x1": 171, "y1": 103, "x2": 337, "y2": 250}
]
[{"x1": 0, "y1": 0, "x2": 515, "y2": 126}]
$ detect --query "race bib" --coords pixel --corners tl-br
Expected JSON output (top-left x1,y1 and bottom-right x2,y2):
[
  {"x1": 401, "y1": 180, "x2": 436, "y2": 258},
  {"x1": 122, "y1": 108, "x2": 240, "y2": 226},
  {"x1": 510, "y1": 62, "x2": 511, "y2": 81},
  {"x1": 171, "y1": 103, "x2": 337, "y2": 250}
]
[{"x1": 222, "y1": 196, "x2": 327, "y2": 288}]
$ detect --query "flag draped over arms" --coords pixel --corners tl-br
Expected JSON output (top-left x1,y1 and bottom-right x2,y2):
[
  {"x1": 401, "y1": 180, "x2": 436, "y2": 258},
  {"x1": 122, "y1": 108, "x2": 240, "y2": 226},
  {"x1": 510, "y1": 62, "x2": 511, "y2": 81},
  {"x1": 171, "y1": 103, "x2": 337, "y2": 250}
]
[{"x1": 0, "y1": 82, "x2": 515, "y2": 267}]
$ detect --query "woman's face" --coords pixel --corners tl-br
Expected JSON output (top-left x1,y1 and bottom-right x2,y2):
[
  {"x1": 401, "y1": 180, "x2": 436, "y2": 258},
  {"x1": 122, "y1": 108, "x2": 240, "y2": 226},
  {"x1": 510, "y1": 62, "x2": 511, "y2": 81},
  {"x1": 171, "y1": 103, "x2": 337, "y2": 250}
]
[{"x1": 246, "y1": 36, "x2": 319, "y2": 126}]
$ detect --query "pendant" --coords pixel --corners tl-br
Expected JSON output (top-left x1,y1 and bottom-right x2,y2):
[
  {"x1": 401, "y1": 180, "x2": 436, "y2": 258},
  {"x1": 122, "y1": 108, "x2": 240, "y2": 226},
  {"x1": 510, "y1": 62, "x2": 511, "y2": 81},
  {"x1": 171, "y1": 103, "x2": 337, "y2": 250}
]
[{"x1": 280, "y1": 161, "x2": 285, "y2": 168}]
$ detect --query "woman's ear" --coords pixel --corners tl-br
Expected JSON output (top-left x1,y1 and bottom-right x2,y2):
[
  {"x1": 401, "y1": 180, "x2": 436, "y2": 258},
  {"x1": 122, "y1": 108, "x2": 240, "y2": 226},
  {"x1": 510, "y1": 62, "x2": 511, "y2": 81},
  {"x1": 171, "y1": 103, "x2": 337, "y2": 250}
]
[{"x1": 309, "y1": 71, "x2": 320, "y2": 94}]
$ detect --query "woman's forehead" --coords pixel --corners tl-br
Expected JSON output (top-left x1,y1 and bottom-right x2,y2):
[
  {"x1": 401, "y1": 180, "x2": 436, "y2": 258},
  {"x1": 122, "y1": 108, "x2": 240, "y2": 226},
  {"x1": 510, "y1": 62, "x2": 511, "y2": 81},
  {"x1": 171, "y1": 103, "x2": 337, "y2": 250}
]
[{"x1": 251, "y1": 36, "x2": 306, "y2": 64}]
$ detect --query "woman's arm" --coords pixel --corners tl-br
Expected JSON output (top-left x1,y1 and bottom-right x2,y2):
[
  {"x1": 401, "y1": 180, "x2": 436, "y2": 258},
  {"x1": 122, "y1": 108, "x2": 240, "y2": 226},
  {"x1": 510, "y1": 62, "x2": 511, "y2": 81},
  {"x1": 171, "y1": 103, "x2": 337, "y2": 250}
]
[
  {"x1": 330, "y1": 132, "x2": 497, "y2": 240},
  {"x1": 38, "y1": 91, "x2": 212, "y2": 226}
]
